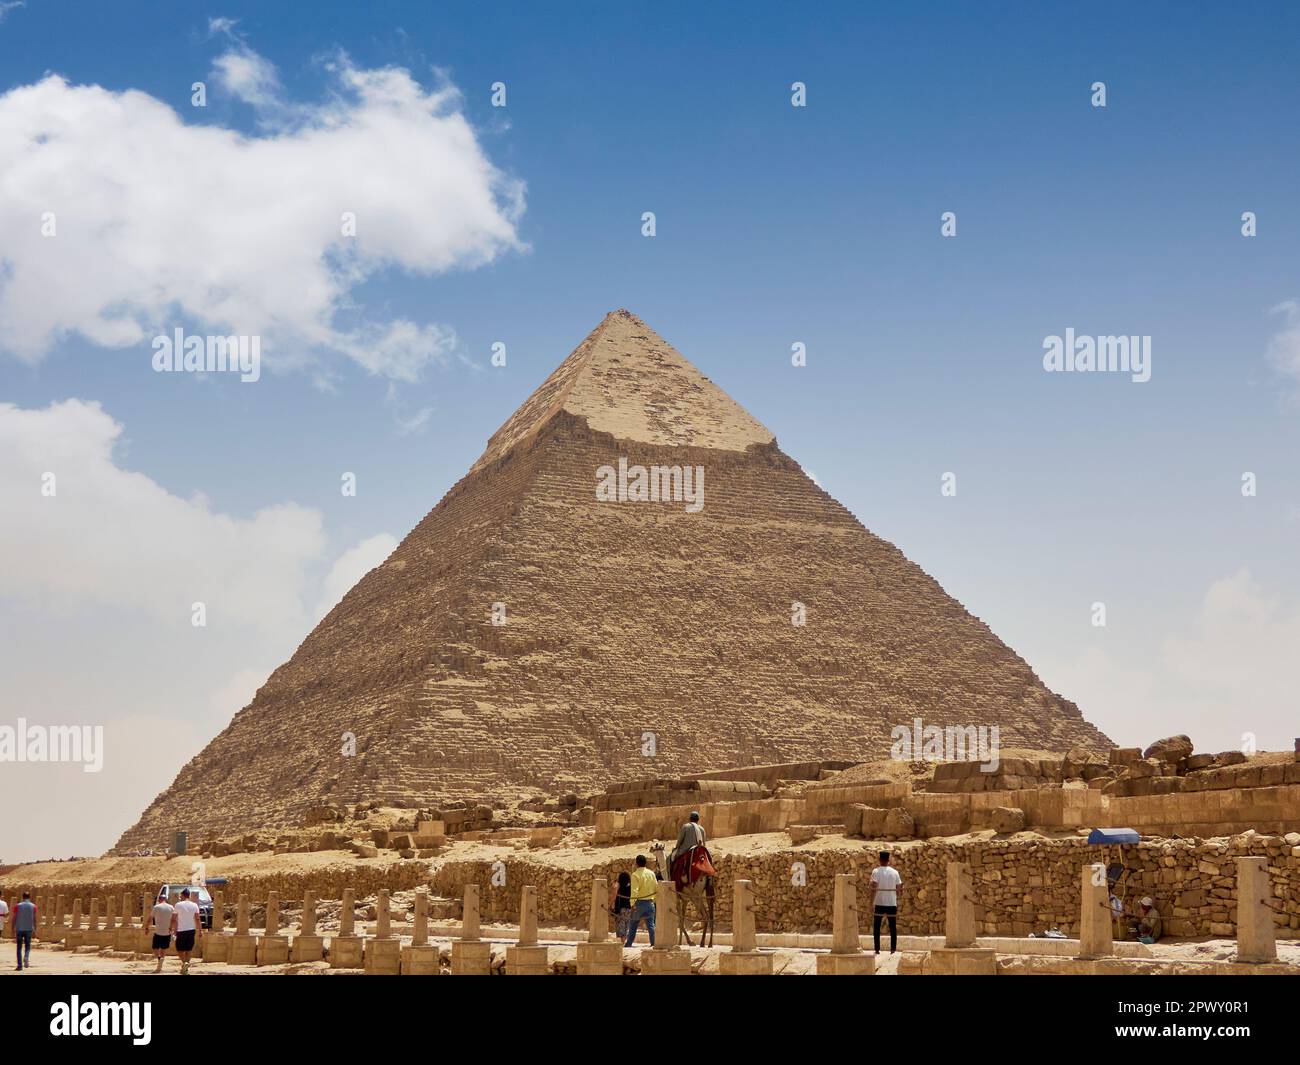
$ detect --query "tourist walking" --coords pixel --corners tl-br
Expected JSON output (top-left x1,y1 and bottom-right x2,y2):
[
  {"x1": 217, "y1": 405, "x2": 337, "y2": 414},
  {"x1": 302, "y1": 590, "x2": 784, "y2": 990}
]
[
  {"x1": 624, "y1": 853, "x2": 658, "y2": 947},
  {"x1": 869, "y1": 850, "x2": 903, "y2": 954},
  {"x1": 0, "y1": 891, "x2": 8, "y2": 941},
  {"x1": 173, "y1": 887, "x2": 202, "y2": 974},
  {"x1": 150, "y1": 892, "x2": 176, "y2": 973},
  {"x1": 11, "y1": 892, "x2": 36, "y2": 971}
]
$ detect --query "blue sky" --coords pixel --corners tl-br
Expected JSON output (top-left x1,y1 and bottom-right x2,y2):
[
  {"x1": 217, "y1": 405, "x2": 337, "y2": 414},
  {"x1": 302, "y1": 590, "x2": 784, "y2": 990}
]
[{"x1": 1, "y1": 1, "x2": 1297, "y2": 859}]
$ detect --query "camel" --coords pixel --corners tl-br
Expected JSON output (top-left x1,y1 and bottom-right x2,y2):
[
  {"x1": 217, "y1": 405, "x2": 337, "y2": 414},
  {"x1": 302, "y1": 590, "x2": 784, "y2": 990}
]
[{"x1": 651, "y1": 840, "x2": 716, "y2": 947}]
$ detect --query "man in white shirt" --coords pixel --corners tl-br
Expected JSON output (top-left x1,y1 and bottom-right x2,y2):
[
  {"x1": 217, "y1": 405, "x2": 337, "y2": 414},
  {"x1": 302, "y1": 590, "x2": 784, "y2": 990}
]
[
  {"x1": 0, "y1": 893, "x2": 9, "y2": 940},
  {"x1": 172, "y1": 888, "x2": 202, "y2": 974},
  {"x1": 869, "y1": 850, "x2": 903, "y2": 955},
  {"x1": 150, "y1": 894, "x2": 176, "y2": 973}
]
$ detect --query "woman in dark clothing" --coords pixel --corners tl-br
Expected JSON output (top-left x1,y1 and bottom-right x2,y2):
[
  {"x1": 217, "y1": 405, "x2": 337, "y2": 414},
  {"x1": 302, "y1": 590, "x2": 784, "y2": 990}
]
[{"x1": 610, "y1": 871, "x2": 633, "y2": 940}]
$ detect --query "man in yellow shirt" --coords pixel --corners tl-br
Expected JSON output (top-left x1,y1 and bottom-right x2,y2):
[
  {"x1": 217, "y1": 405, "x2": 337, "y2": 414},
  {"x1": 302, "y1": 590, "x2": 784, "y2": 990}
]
[{"x1": 625, "y1": 854, "x2": 659, "y2": 947}]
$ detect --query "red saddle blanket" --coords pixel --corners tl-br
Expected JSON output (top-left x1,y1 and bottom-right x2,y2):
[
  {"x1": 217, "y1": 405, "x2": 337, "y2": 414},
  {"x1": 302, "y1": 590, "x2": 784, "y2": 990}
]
[{"x1": 671, "y1": 846, "x2": 716, "y2": 888}]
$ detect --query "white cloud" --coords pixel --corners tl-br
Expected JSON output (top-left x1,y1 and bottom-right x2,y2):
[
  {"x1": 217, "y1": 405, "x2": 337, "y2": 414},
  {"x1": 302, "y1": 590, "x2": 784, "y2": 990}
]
[
  {"x1": 1037, "y1": 569, "x2": 1300, "y2": 754},
  {"x1": 1266, "y1": 299, "x2": 1300, "y2": 387},
  {"x1": 213, "y1": 45, "x2": 283, "y2": 111},
  {"x1": 0, "y1": 2, "x2": 24, "y2": 25},
  {"x1": 0, "y1": 400, "x2": 326, "y2": 639},
  {"x1": 0, "y1": 400, "x2": 404, "y2": 862},
  {"x1": 0, "y1": 47, "x2": 524, "y2": 379}
]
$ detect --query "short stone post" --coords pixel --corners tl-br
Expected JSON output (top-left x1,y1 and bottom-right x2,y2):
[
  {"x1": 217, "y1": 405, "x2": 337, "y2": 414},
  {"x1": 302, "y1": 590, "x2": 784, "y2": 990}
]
[
  {"x1": 945, "y1": 862, "x2": 975, "y2": 948},
  {"x1": 114, "y1": 893, "x2": 133, "y2": 951},
  {"x1": 719, "y1": 879, "x2": 773, "y2": 975},
  {"x1": 135, "y1": 895, "x2": 152, "y2": 956},
  {"x1": 202, "y1": 890, "x2": 230, "y2": 963},
  {"x1": 506, "y1": 885, "x2": 549, "y2": 975},
  {"x1": 1234, "y1": 857, "x2": 1277, "y2": 965},
  {"x1": 365, "y1": 890, "x2": 400, "y2": 974},
  {"x1": 329, "y1": 888, "x2": 363, "y2": 969},
  {"x1": 817, "y1": 873, "x2": 874, "y2": 975},
  {"x1": 96, "y1": 896, "x2": 114, "y2": 949},
  {"x1": 412, "y1": 890, "x2": 429, "y2": 945},
  {"x1": 229, "y1": 894, "x2": 258, "y2": 965},
  {"x1": 290, "y1": 890, "x2": 323, "y2": 963},
  {"x1": 576, "y1": 877, "x2": 623, "y2": 975},
  {"x1": 643, "y1": 881, "x2": 692, "y2": 975},
  {"x1": 66, "y1": 898, "x2": 85, "y2": 950},
  {"x1": 924, "y1": 861, "x2": 995, "y2": 974},
  {"x1": 1076, "y1": 862, "x2": 1113, "y2": 960},
  {"x1": 258, "y1": 891, "x2": 289, "y2": 965},
  {"x1": 51, "y1": 895, "x2": 66, "y2": 944},
  {"x1": 402, "y1": 888, "x2": 441, "y2": 975},
  {"x1": 451, "y1": 884, "x2": 491, "y2": 975}
]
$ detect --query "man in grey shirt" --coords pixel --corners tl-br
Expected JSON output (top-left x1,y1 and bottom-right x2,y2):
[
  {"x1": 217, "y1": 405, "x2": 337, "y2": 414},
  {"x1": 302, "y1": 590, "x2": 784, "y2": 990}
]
[{"x1": 670, "y1": 811, "x2": 707, "y2": 870}]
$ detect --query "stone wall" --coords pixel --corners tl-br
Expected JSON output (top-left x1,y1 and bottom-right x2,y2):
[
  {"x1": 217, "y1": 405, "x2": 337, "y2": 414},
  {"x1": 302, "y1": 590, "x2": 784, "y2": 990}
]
[
  {"x1": 597, "y1": 780, "x2": 1300, "y2": 844},
  {"x1": 16, "y1": 859, "x2": 430, "y2": 913},
  {"x1": 431, "y1": 833, "x2": 1300, "y2": 939}
]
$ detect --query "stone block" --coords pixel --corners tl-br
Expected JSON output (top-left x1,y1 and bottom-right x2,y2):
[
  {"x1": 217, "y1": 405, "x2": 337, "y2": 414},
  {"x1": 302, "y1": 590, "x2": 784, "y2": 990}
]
[
  {"x1": 991, "y1": 806, "x2": 1025, "y2": 834},
  {"x1": 926, "y1": 947, "x2": 998, "y2": 975},
  {"x1": 642, "y1": 947, "x2": 692, "y2": 975},
  {"x1": 575, "y1": 940, "x2": 624, "y2": 975},
  {"x1": 290, "y1": 934, "x2": 324, "y2": 962},
  {"x1": 329, "y1": 934, "x2": 364, "y2": 969},
  {"x1": 505, "y1": 944, "x2": 551, "y2": 975},
  {"x1": 258, "y1": 935, "x2": 289, "y2": 966},
  {"x1": 719, "y1": 950, "x2": 774, "y2": 975},
  {"x1": 202, "y1": 932, "x2": 230, "y2": 963},
  {"x1": 364, "y1": 936, "x2": 401, "y2": 975},
  {"x1": 816, "y1": 952, "x2": 875, "y2": 975},
  {"x1": 402, "y1": 943, "x2": 442, "y2": 975},
  {"x1": 451, "y1": 939, "x2": 492, "y2": 975},
  {"x1": 228, "y1": 934, "x2": 258, "y2": 966},
  {"x1": 883, "y1": 807, "x2": 914, "y2": 838}
]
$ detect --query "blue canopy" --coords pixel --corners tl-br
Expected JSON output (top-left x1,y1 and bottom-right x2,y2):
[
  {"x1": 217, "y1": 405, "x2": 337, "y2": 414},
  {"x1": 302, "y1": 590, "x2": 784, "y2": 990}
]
[{"x1": 1087, "y1": 828, "x2": 1140, "y2": 845}]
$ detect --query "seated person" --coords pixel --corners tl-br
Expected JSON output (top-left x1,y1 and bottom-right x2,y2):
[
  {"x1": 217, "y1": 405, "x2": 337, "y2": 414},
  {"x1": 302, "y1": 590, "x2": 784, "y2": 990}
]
[{"x1": 1129, "y1": 896, "x2": 1161, "y2": 943}]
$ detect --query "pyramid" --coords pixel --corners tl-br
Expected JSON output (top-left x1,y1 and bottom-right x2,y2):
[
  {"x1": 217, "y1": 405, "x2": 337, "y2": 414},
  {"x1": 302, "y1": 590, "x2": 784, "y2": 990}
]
[{"x1": 114, "y1": 310, "x2": 1110, "y2": 850}]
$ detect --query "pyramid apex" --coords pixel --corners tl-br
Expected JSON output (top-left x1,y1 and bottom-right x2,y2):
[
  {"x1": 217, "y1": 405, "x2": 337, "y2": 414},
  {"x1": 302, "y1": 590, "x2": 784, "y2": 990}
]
[{"x1": 472, "y1": 312, "x2": 775, "y2": 472}]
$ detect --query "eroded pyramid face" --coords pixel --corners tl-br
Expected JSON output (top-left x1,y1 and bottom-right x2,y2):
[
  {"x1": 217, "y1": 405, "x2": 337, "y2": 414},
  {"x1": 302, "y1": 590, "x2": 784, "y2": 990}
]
[{"x1": 115, "y1": 310, "x2": 1108, "y2": 851}]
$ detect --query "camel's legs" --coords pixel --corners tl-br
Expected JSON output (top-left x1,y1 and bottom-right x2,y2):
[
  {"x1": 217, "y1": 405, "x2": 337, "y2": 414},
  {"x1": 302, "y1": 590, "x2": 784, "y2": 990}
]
[
  {"x1": 677, "y1": 893, "x2": 694, "y2": 946},
  {"x1": 706, "y1": 884, "x2": 716, "y2": 948}
]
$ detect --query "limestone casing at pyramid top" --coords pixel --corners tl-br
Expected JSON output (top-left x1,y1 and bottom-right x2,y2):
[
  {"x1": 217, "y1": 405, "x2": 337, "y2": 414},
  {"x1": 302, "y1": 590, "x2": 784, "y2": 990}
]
[{"x1": 469, "y1": 309, "x2": 776, "y2": 475}]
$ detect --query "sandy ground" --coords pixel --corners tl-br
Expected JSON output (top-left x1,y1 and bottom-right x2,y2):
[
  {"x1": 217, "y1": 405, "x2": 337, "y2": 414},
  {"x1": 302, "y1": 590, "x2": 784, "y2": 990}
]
[
  {"x1": 0, "y1": 939, "x2": 910, "y2": 977},
  {"x1": 7, "y1": 931, "x2": 1294, "y2": 977}
]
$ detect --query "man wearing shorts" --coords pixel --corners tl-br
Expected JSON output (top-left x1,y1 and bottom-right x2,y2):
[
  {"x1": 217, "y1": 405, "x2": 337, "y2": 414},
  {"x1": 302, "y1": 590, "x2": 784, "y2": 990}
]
[
  {"x1": 150, "y1": 893, "x2": 175, "y2": 974},
  {"x1": 869, "y1": 850, "x2": 903, "y2": 955},
  {"x1": 173, "y1": 888, "x2": 202, "y2": 974}
]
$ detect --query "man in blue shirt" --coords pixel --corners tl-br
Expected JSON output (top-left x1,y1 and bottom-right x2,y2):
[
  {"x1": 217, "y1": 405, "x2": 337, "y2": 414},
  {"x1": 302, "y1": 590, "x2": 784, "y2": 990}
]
[{"x1": 11, "y1": 892, "x2": 37, "y2": 971}]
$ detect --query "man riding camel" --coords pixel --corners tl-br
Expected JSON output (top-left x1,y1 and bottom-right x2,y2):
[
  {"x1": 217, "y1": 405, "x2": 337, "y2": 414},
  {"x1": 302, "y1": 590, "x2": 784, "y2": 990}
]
[{"x1": 670, "y1": 811, "x2": 707, "y2": 878}]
